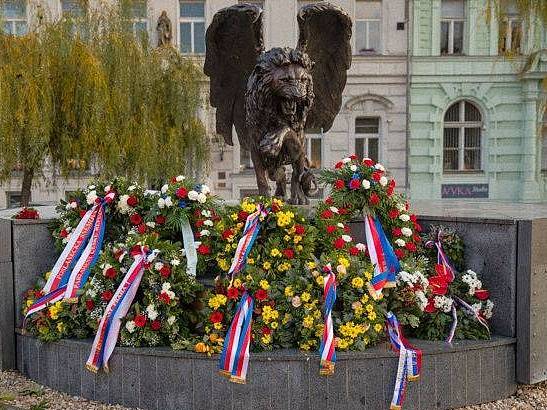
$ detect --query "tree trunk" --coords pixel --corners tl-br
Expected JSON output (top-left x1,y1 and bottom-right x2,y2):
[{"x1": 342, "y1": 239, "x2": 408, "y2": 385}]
[{"x1": 20, "y1": 167, "x2": 34, "y2": 207}]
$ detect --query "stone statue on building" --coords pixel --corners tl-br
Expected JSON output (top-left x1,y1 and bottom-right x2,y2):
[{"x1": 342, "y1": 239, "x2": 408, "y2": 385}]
[
  {"x1": 205, "y1": 2, "x2": 352, "y2": 204},
  {"x1": 156, "y1": 11, "x2": 172, "y2": 47}
]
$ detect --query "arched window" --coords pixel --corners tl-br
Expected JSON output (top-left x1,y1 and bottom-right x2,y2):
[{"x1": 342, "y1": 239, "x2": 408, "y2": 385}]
[{"x1": 443, "y1": 100, "x2": 482, "y2": 172}]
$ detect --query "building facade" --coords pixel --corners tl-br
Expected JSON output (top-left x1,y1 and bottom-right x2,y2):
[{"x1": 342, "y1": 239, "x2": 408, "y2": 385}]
[{"x1": 409, "y1": 0, "x2": 547, "y2": 201}]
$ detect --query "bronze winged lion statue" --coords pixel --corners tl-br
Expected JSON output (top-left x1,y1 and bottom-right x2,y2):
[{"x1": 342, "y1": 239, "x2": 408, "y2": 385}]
[{"x1": 204, "y1": 2, "x2": 352, "y2": 204}]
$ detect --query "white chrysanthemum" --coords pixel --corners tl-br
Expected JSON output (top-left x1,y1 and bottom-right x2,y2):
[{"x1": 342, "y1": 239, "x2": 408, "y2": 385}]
[
  {"x1": 379, "y1": 176, "x2": 388, "y2": 186},
  {"x1": 395, "y1": 239, "x2": 406, "y2": 247},
  {"x1": 146, "y1": 305, "x2": 158, "y2": 321},
  {"x1": 483, "y1": 300, "x2": 494, "y2": 319},
  {"x1": 329, "y1": 206, "x2": 339, "y2": 214},
  {"x1": 401, "y1": 227, "x2": 413, "y2": 237},
  {"x1": 396, "y1": 202, "x2": 406, "y2": 211},
  {"x1": 86, "y1": 190, "x2": 98, "y2": 205},
  {"x1": 471, "y1": 303, "x2": 482, "y2": 315},
  {"x1": 175, "y1": 175, "x2": 185, "y2": 182},
  {"x1": 201, "y1": 185, "x2": 211, "y2": 195},
  {"x1": 374, "y1": 163, "x2": 385, "y2": 172},
  {"x1": 342, "y1": 235, "x2": 352, "y2": 243},
  {"x1": 201, "y1": 209, "x2": 212, "y2": 217},
  {"x1": 342, "y1": 157, "x2": 351, "y2": 164},
  {"x1": 146, "y1": 222, "x2": 156, "y2": 228},
  {"x1": 164, "y1": 196, "x2": 173, "y2": 207},
  {"x1": 161, "y1": 184, "x2": 169, "y2": 194},
  {"x1": 162, "y1": 282, "x2": 171, "y2": 291},
  {"x1": 125, "y1": 321, "x2": 136, "y2": 333},
  {"x1": 336, "y1": 223, "x2": 344, "y2": 228},
  {"x1": 188, "y1": 190, "x2": 199, "y2": 201},
  {"x1": 356, "y1": 243, "x2": 366, "y2": 252},
  {"x1": 154, "y1": 262, "x2": 164, "y2": 271},
  {"x1": 200, "y1": 229, "x2": 210, "y2": 237},
  {"x1": 399, "y1": 214, "x2": 410, "y2": 222},
  {"x1": 87, "y1": 185, "x2": 96, "y2": 191},
  {"x1": 104, "y1": 185, "x2": 111, "y2": 193},
  {"x1": 171, "y1": 258, "x2": 180, "y2": 266},
  {"x1": 167, "y1": 316, "x2": 176, "y2": 325},
  {"x1": 350, "y1": 164, "x2": 357, "y2": 172},
  {"x1": 434, "y1": 295, "x2": 453, "y2": 313},
  {"x1": 415, "y1": 291, "x2": 428, "y2": 311},
  {"x1": 117, "y1": 194, "x2": 131, "y2": 214},
  {"x1": 157, "y1": 197, "x2": 166, "y2": 209},
  {"x1": 128, "y1": 185, "x2": 136, "y2": 192},
  {"x1": 204, "y1": 219, "x2": 214, "y2": 227},
  {"x1": 362, "y1": 179, "x2": 371, "y2": 189},
  {"x1": 197, "y1": 192, "x2": 207, "y2": 203}
]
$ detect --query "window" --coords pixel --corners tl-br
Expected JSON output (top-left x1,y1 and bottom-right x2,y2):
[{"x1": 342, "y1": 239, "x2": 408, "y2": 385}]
[
  {"x1": 179, "y1": 1, "x2": 205, "y2": 54},
  {"x1": 355, "y1": 0, "x2": 381, "y2": 54},
  {"x1": 440, "y1": 0, "x2": 464, "y2": 55},
  {"x1": 1, "y1": 0, "x2": 27, "y2": 36},
  {"x1": 355, "y1": 117, "x2": 380, "y2": 162},
  {"x1": 62, "y1": 0, "x2": 86, "y2": 17},
  {"x1": 130, "y1": 0, "x2": 148, "y2": 37},
  {"x1": 443, "y1": 100, "x2": 482, "y2": 172},
  {"x1": 6, "y1": 191, "x2": 22, "y2": 209},
  {"x1": 240, "y1": 149, "x2": 253, "y2": 170},
  {"x1": 305, "y1": 133, "x2": 322, "y2": 169},
  {"x1": 499, "y1": 16, "x2": 522, "y2": 54}
]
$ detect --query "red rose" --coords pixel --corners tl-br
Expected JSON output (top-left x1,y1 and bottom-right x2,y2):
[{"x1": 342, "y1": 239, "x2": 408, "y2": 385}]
[
  {"x1": 101, "y1": 290, "x2": 113, "y2": 302},
  {"x1": 475, "y1": 289, "x2": 490, "y2": 300},
  {"x1": 295, "y1": 225, "x2": 305, "y2": 235},
  {"x1": 127, "y1": 196, "x2": 138, "y2": 207},
  {"x1": 262, "y1": 326, "x2": 272, "y2": 335},
  {"x1": 282, "y1": 249, "x2": 295, "y2": 259},
  {"x1": 326, "y1": 225, "x2": 337, "y2": 234},
  {"x1": 159, "y1": 292, "x2": 171, "y2": 304},
  {"x1": 424, "y1": 299, "x2": 437, "y2": 313},
  {"x1": 349, "y1": 179, "x2": 361, "y2": 190},
  {"x1": 130, "y1": 213, "x2": 142, "y2": 226},
  {"x1": 197, "y1": 244, "x2": 210, "y2": 255},
  {"x1": 388, "y1": 209, "x2": 399, "y2": 219},
  {"x1": 334, "y1": 237, "x2": 345, "y2": 249},
  {"x1": 85, "y1": 299, "x2": 95, "y2": 311},
  {"x1": 335, "y1": 161, "x2": 343, "y2": 169},
  {"x1": 222, "y1": 229, "x2": 234, "y2": 240},
  {"x1": 104, "y1": 267, "x2": 117, "y2": 280},
  {"x1": 137, "y1": 224, "x2": 147, "y2": 234},
  {"x1": 238, "y1": 210, "x2": 249, "y2": 222},
  {"x1": 79, "y1": 210, "x2": 87, "y2": 218},
  {"x1": 405, "y1": 242, "x2": 417, "y2": 252},
  {"x1": 255, "y1": 289, "x2": 268, "y2": 301},
  {"x1": 160, "y1": 265, "x2": 171, "y2": 278},
  {"x1": 363, "y1": 158, "x2": 375, "y2": 167},
  {"x1": 394, "y1": 249, "x2": 405, "y2": 259},
  {"x1": 369, "y1": 193, "x2": 380, "y2": 206},
  {"x1": 429, "y1": 276, "x2": 448, "y2": 295},
  {"x1": 321, "y1": 210, "x2": 334, "y2": 219},
  {"x1": 59, "y1": 229, "x2": 68, "y2": 238},
  {"x1": 134, "y1": 314, "x2": 147, "y2": 327},
  {"x1": 176, "y1": 187, "x2": 189, "y2": 199},
  {"x1": 150, "y1": 320, "x2": 161, "y2": 331},
  {"x1": 155, "y1": 215, "x2": 166, "y2": 225},
  {"x1": 227, "y1": 287, "x2": 239, "y2": 300},
  {"x1": 325, "y1": 196, "x2": 334, "y2": 205},
  {"x1": 349, "y1": 246, "x2": 359, "y2": 256},
  {"x1": 210, "y1": 311, "x2": 224, "y2": 323},
  {"x1": 334, "y1": 179, "x2": 345, "y2": 190}
]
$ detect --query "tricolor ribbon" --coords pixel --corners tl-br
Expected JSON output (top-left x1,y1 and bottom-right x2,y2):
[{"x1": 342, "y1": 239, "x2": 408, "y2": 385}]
[
  {"x1": 180, "y1": 215, "x2": 198, "y2": 277},
  {"x1": 446, "y1": 304, "x2": 458, "y2": 344},
  {"x1": 319, "y1": 264, "x2": 337, "y2": 376},
  {"x1": 218, "y1": 291, "x2": 254, "y2": 384},
  {"x1": 25, "y1": 193, "x2": 114, "y2": 318},
  {"x1": 86, "y1": 246, "x2": 153, "y2": 372},
  {"x1": 386, "y1": 312, "x2": 422, "y2": 410},
  {"x1": 454, "y1": 296, "x2": 490, "y2": 334},
  {"x1": 425, "y1": 230, "x2": 455, "y2": 283},
  {"x1": 364, "y1": 214, "x2": 401, "y2": 300}
]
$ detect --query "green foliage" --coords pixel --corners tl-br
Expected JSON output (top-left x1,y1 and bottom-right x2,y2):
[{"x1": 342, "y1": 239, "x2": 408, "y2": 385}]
[{"x1": 0, "y1": 1, "x2": 208, "y2": 201}]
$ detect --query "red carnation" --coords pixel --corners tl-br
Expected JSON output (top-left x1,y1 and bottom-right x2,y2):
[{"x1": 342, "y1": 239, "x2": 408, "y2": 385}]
[
  {"x1": 392, "y1": 227, "x2": 402, "y2": 237},
  {"x1": 334, "y1": 179, "x2": 345, "y2": 190},
  {"x1": 321, "y1": 209, "x2": 334, "y2": 219},
  {"x1": 59, "y1": 229, "x2": 68, "y2": 238},
  {"x1": 388, "y1": 209, "x2": 399, "y2": 219},
  {"x1": 238, "y1": 210, "x2": 249, "y2": 222},
  {"x1": 339, "y1": 207, "x2": 349, "y2": 215},
  {"x1": 349, "y1": 179, "x2": 361, "y2": 190},
  {"x1": 325, "y1": 196, "x2": 334, "y2": 205},
  {"x1": 475, "y1": 289, "x2": 490, "y2": 300},
  {"x1": 160, "y1": 265, "x2": 171, "y2": 278},
  {"x1": 363, "y1": 158, "x2": 375, "y2": 167},
  {"x1": 176, "y1": 187, "x2": 189, "y2": 199},
  {"x1": 195, "y1": 219, "x2": 204, "y2": 228},
  {"x1": 227, "y1": 287, "x2": 239, "y2": 300},
  {"x1": 262, "y1": 326, "x2": 272, "y2": 335},
  {"x1": 369, "y1": 193, "x2": 380, "y2": 206},
  {"x1": 387, "y1": 185, "x2": 395, "y2": 196},
  {"x1": 222, "y1": 228, "x2": 234, "y2": 240},
  {"x1": 85, "y1": 299, "x2": 95, "y2": 311},
  {"x1": 405, "y1": 242, "x2": 417, "y2": 252},
  {"x1": 130, "y1": 213, "x2": 143, "y2": 226},
  {"x1": 326, "y1": 225, "x2": 336, "y2": 234},
  {"x1": 295, "y1": 225, "x2": 305, "y2": 235},
  {"x1": 137, "y1": 224, "x2": 147, "y2": 234},
  {"x1": 394, "y1": 249, "x2": 405, "y2": 259},
  {"x1": 343, "y1": 225, "x2": 351, "y2": 233},
  {"x1": 210, "y1": 311, "x2": 224, "y2": 323},
  {"x1": 134, "y1": 314, "x2": 147, "y2": 327},
  {"x1": 104, "y1": 267, "x2": 117, "y2": 280},
  {"x1": 150, "y1": 320, "x2": 161, "y2": 331},
  {"x1": 130, "y1": 245, "x2": 144, "y2": 256},
  {"x1": 349, "y1": 154, "x2": 357, "y2": 160},
  {"x1": 414, "y1": 222, "x2": 423, "y2": 232},
  {"x1": 79, "y1": 210, "x2": 87, "y2": 218},
  {"x1": 197, "y1": 244, "x2": 211, "y2": 255},
  {"x1": 254, "y1": 289, "x2": 268, "y2": 301},
  {"x1": 155, "y1": 215, "x2": 166, "y2": 225},
  {"x1": 349, "y1": 246, "x2": 359, "y2": 256},
  {"x1": 34, "y1": 290, "x2": 44, "y2": 299},
  {"x1": 371, "y1": 170, "x2": 383, "y2": 182},
  {"x1": 127, "y1": 196, "x2": 138, "y2": 207},
  {"x1": 159, "y1": 292, "x2": 171, "y2": 304},
  {"x1": 101, "y1": 290, "x2": 113, "y2": 302},
  {"x1": 413, "y1": 234, "x2": 422, "y2": 243},
  {"x1": 424, "y1": 299, "x2": 437, "y2": 313},
  {"x1": 335, "y1": 161, "x2": 343, "y2": 169},
  {"x1": 334, "y1": 237, "x2": 345, "y2": 249},
  {"x1": 410, "y1": 214, "x2": 417, "y2": 222},
  {"x1": 283, "y1": 249, "x2": 295, "y2": 259}
]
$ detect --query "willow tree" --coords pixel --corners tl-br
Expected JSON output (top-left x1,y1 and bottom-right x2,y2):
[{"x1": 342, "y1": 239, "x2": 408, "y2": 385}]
[{"x1": 0, "y1": 1, "x2": 208, "y2": 206}]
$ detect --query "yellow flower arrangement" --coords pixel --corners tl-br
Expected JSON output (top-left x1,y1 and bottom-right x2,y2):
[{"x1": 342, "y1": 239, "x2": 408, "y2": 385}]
[
  {"x1": 208, "y1": 294, "x2": 227, "y2": 310},
  {"x1": 351, "y1": 277, "x2": 364, "y2": 289}
]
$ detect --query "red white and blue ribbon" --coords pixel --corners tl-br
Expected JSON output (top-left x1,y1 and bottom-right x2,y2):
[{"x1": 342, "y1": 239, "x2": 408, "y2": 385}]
[
  {"x1": 364, "y1": 215, "x2": 401, "y2": 300},
  {"x1": 454, "y1": 296, "x2": 490, "y2": 334},
  {"x1": 319, "y1": 264, "x2": 336, "y2": 376},
  {"x1": 386, "y1": 311, "x2": 422, "y2": 410},
  {"x1": 86, "y1": 246, "x2": 152, "y2": 372},
  {"x1": 180, "y1": 216, "x2": 198, "y2": 276},
  {"x1": 228, "y1": 205, "x2": 268, "y2": 280},
  {"x1": 218, "y1": 291, "x2": 254, "y2": 383},
  {"x1": 25, "y1": 193, "x2": 114, "y2": 318},
  {"x1": 446, "y1": 304, "x2": 458, "y2": 344},
  {"x1": 425, "y1": 231, "x2": 455, "y2": 282}
]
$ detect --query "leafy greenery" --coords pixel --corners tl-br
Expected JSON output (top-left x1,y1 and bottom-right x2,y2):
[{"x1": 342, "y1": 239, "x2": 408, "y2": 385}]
[{"x1": 0, "y1": 1, "x2": 208, "y2": 206}]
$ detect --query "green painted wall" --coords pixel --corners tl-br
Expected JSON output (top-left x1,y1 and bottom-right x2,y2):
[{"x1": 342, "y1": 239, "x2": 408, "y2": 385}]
[{"x1": 409, "y1": 0, "x2": 547, "y2": 201}]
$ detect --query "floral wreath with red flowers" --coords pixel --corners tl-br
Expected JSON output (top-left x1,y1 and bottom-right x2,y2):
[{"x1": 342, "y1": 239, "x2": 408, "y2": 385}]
[{"x1": 13, "y1": 207, "x2": 40, "y2": 220}]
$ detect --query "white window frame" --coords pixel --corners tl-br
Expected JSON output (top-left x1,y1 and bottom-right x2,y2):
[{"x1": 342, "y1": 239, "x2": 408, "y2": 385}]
[
  {"x1": 178, "y1": 1, "x2": 205, "y2": 55},
  {"x1": 443, "y1": 100, "x2": 483, "y2": 172},
  {"x1": 2, "y1": 0, "x2": 28, "y2": 36},
  {"x1": 440, "y1": 18, "x2": 464, "y2": 55},
  {"x1": 305, "y1": 132, "x2": 323, "y2": 169},
  {"x1": 355, "y1": 18, "x2": 381, "y2": 54},
  {"x1": 355, "y1": 117, "x2": 380, "y2": 161}
]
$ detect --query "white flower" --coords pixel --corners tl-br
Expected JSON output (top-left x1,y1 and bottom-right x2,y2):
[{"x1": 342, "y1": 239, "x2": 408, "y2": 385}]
[
  {"x1": 415, "y1": 291, "x2": 428, "y2": 312},
  {"x1": 154, "y1": 262, "x2": 164, "y2": 271},
  {"x1": 161, "y1": 184, "x2": 169, "y2": 194},
  {"x1": 157, "y1": 197, "x2": 165, "y2": 209},
  {"x1": 146, "y1": 221, "x2": 156, "y2": 228},
  {"x1": 86, "y1": 190, "x2": 98, "y2": 205},
  {"x1": 171, "y1": 258, "x2": 180, "y2": 266},
  {"x1": 374, "y1": 163, "x2": 385, "y2": 172},
  {"x1": 146, "y1": 305, "x2": 158, "y2": 321},
  {"x1": 175, "y1": 175, "x2": 185, "y2": 182},
  {"x1": 395, "y1": 239, "x2": 406, "y2": 247},
  {"x1": 356, "y1": 243, "x2": 366, "y2": 252},
  {"x1": 201, "y1": 209, "x2": 212, "y2": 217},
  {"x1": 128, "y1": 185, "x2": 137, "y2": 192},
  {"x1": 350, "y1": 164, "x2": 357, "y2": 172},
  {"x1": 329, "y1": 206, "x2": 339, "y2": 214},
  {"x1": 341, "y1": 235, "x2": 352, "y2": 243},
  {"x1": 164, "y1": 196, "x2": 173, "y2": 207},
  {"x1": 201, "y1": 185, "x2": 211, "y2": 195},
  {"x1": 188, "y1": 190, "x2": 199, "y2": 201},
  {"x1": 342, "y1": 157, "x2": 351, "y2": 164},
  {"x1": 379, "y1": 176, "x2": 388, "y2": 187},
  {"x1": 104, "y1": 185, "x2": 111, "y2": 193},
  {"x1": 87, "y1": 185, "x2": 96, "y2": 191},
  {"x1": 337, "y1": 223, "x2": 344, "y2": 228},
  {"x1": 117, "y1": 194, "x2": 131, "y2": 214},
  {"x1": 125, "y1": 321, "x2": 136, "y2": 333},
  {"x1": 204, "y1": 219, "x2": 214, "y2": 227},
  {"x1": 197, "y1": 192, "x2": 207, "y2": 203},
  {"x1": 167, "y1": 316, "x2": 176, "y2": 325},
  {"x1": 362, "y1": 179, "x2": 371, "y2": 189},
  {"x1": 401, "y1": 227, "x2": 413, "y2": 237},
  {"x1": 69, "y1": 201, "x2": 77, "y2": 209},
  {"x1": 471, "y1": 303, "x2": 482, "y2": 315},
  {"x1": 162, "y1": 282, "x2": 172, "y2": 291},
  {"x1": 146, "y1": 250, "x2": 159, "y2": 263},
  {"x1": 399, "y1": 214, "x2": 410, "y2": 222},
  {"x1": 434, "y1": 295, "x2": 453, "y2": 313},
  {"x1": 200, "y1": 229, "x2": 210, "y2": 237},
  {"x1": 397, "y1": 202, "x2": 406, "y2": 211},
  {"x1": 483, "y1": 300, "x2": 494, "y2": 319}
]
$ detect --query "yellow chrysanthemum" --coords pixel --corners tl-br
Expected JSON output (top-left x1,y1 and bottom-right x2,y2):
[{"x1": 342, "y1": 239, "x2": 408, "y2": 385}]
[
  {"x1": 260, "y1": 280, "x2": 270, "y2": 290},
  {"x1": 301, "y1": 292, "x2": 311, "y2": 302},
  {"x1": 263, "y1": 261, "x2": 272, "y2": 270},
  {"x1": 307, "y1": 261, "x2": 316, "y2": 270},
  {"x1": 270, "y1": 248, "x2": 281, "y2": 257},
  {"x1": 316, "y1": 276, "x2": 324, "y2": 285},
  {"x1": 233, "y1": 279, "x2": 242, "y2": 288},
  {"x1": 261, "y1": 334, "x2": 272, "y2": 344},
  {"x1": 374, "y1": 323, "x2": 383, "y2": 333},
  {"x1": 247, "y1": 258, "x2": 255, "y2": 265},
  {"x1": 338, "y1": 257, "x2": 350, "y2": 268},
  {"x1": 303, "y1": 315, "x2": 314, "y2": 328},
  {"x1": 352, "y1": 277, "x2": 364, "y2": 289},
  {"x1": 271, "y1": 321, "x2": 278, "y2": 329},
  {"x1": 284, "y1": 286, "x2": 294, "y2": 297}
]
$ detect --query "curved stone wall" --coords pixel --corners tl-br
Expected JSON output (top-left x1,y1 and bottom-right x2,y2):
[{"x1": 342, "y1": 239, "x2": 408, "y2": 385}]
[{"x1": 16, "y1": 333, "x2": 516, "y2": 410}]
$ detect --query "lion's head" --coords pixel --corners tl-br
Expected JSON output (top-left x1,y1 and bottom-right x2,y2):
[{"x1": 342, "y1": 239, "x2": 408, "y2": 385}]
[{"x1": 246, "y1": 47, "x2": 315, "y2": 132}]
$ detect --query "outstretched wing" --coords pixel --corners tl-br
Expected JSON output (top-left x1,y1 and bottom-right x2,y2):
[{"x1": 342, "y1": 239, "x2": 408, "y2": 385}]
[
  {"x1": 204, "y1": 4, "x2": 264, "y2": 146},
  {"x1": 297, "y1": 2, "x2": 352, "y2": 133}
]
